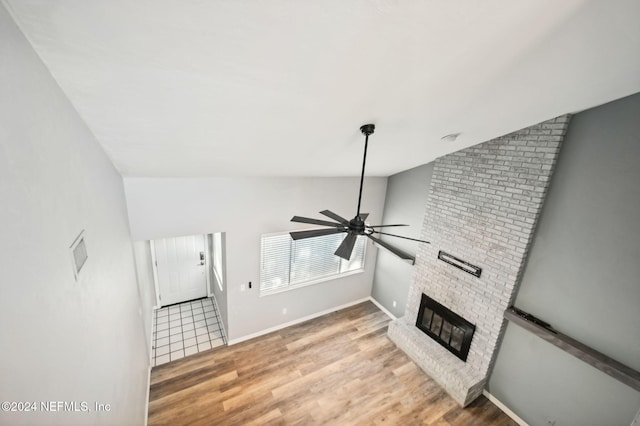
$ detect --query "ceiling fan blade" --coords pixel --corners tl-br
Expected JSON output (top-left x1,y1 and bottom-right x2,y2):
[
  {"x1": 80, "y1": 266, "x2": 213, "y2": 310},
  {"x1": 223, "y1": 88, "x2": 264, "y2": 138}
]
[
  {"x1": 372, "y1": 231, "x2": 430, "y2": 244},
  {"x1": 367, "y1": 235, "x2": 415, "y2": 264},
  {"x1": 368, "y1": 224, "x2": 409, "y2": 228},
  {"x1": 334, "y1": 233, "x2": 358, "y2": 260},
  {"x1": 291, "y1": 216, "x2": 343, "y2": 228},
  {"x1": 359, "y1": 213, "x2": 369, "y2": 221},
  {"x1": 319, "y1": 210, "x2": 349, "y2": 225},
  {"x1": 290, "y1": 228, "x2": 346, "y2": 241}
]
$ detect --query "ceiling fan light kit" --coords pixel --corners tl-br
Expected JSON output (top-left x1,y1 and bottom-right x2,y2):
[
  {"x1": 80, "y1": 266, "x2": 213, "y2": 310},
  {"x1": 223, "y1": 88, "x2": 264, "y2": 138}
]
[{"x1": 289, "y1": 124, "x2": 430, "y2": 264}]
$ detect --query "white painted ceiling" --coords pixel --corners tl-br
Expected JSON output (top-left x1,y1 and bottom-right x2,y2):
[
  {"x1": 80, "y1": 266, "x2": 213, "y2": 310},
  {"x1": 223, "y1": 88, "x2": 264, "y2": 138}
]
[{"x1": 4, "y1": 0, "x2": 640, "y2": 177}]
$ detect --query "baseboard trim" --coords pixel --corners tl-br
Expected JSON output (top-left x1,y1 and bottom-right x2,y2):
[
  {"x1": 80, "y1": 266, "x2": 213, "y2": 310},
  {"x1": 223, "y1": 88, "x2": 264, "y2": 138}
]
[
  {"x1": 144, "y1": 365, "x2": 151, "y2": 426},
  {"x1": 227, "y1": 297, "x2": 370, "y2": 346},
  {"x1": 144, "y1": 306, "x2": 157, "y2": 426},
  {"x1": 368, "y1": 296, "x2": 397, "y2": 320},
  {"x1": 482, "y1": 390, "x2": 528, "y2": 426}
]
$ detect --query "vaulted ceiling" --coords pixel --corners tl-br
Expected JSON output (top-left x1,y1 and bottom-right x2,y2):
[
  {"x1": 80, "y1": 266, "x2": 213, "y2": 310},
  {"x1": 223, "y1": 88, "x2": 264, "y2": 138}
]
[{"x1": 4, "y1": 0, "x2": 640, "y2": 177}]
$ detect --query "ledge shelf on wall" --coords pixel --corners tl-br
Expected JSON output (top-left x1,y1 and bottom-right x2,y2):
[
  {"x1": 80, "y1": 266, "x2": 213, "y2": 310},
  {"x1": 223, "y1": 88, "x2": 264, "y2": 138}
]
[{"x1": 504, "y1": 307, "x2": 640, "y2": 392}]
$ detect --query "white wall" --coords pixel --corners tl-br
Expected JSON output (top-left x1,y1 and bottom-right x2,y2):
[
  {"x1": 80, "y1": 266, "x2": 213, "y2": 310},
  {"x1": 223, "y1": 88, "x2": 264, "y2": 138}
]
[
  {"x1": 0, "y1": 4, "x2": 148, "y2": 425},
  {"x1": 124, "y1": 176, "x2": 387, "y2": 341},
  {"x1": 132, "y1": 240, "x2": 158, "y2": 357},
  {"x1": 207, "y1": 233, "x2": 228, "y2": 336}
]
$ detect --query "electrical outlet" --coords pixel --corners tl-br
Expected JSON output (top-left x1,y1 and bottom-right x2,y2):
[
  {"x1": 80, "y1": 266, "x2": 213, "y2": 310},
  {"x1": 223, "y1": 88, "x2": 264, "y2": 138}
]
[
  {"x1": 282, "y1": 308, "x2": 287, "y2": 315},
  {"x1": 240, "y1": 284, "x2": 246, "y2": 292},
  {"x1": 393, "y1": 300, "x2": 397, "y2": 308}
]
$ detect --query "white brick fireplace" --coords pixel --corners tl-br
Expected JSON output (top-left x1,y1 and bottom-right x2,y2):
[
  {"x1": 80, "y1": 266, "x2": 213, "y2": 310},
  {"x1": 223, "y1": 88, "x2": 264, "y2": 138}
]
[{"x1": 388, "y1": 115, "x2": 571, "y2": 406}]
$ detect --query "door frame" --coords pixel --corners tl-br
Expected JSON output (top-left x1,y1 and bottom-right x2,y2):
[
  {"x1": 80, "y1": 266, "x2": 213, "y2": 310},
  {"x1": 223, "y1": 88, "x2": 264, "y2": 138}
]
[{"x1": 150, "y1": 235, "x2": 212, "y2": 307}]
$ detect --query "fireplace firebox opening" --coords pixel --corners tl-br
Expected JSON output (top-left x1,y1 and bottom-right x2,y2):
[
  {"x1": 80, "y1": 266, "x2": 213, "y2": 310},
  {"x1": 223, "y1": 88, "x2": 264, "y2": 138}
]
[{"x1": 415, "y1": 293, "x2": 476, "y2": 361}]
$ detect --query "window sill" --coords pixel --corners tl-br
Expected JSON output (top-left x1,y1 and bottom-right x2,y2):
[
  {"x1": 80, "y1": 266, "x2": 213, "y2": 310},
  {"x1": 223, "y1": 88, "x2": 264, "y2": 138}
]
[{"x1": 260, "y1": 268, "x2": 365, "y2": 297}]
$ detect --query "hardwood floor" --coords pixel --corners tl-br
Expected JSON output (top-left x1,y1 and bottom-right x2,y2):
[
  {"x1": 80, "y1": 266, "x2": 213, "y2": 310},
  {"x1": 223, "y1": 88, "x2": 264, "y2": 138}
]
[{"x1": 148, "y1": 301, "x2": 517, "y2": 425}]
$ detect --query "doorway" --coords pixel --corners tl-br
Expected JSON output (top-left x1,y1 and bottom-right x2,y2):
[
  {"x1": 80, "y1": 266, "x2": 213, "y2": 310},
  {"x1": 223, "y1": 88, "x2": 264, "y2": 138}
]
[
  {"x1": 152, "y1": 234, "x2": 208, "y2": 307},
  {"x1": 146, "y1": 232, "x2": 229, "y2": 366}
]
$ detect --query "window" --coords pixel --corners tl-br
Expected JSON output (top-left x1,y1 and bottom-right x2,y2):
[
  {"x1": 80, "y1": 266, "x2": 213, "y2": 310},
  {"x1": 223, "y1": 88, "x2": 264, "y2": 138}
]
[{"x1": 260, "y1": 232, "x2": 366, "y2": 295}]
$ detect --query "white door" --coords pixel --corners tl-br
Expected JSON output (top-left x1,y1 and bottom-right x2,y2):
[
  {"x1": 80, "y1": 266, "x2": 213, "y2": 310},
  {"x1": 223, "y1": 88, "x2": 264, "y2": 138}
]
[{"x1": 153, "y1": 235, "x2": 208, "y2": 306}]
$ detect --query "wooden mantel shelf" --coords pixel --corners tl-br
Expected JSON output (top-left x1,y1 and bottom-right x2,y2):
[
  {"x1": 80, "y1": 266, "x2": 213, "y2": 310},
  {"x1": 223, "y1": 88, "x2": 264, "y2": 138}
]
[{"x1": 504, "y1": 307, "x2": 640, "y2": 392}]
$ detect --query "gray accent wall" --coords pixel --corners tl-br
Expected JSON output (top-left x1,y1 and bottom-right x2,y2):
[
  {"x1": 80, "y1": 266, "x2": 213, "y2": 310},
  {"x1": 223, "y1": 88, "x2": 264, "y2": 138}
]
[
  {"x1": 488, "y1": 93, "x2": 640, "y2": 425},
  {"x1": 372, "y1": 163, "x2": 434, "y2": 318}
]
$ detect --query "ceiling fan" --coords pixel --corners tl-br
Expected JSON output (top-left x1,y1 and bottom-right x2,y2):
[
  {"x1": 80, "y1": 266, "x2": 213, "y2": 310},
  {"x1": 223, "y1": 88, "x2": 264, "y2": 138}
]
[{"x1": 289, "y1": 124, "x2": 430, "y2": 264}]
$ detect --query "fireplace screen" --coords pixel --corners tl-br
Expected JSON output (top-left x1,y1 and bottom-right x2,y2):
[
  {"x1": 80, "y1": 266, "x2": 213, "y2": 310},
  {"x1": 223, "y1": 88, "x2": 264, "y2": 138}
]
[{"x1": 416, "y1": 294, "x2": 476, "y2": 361}]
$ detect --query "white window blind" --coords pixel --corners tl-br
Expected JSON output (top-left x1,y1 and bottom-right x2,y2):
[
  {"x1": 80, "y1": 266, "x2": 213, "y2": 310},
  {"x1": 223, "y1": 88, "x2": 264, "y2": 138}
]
[{"x1": 260, "y1": 232, "x2": 366, "y2": 295}]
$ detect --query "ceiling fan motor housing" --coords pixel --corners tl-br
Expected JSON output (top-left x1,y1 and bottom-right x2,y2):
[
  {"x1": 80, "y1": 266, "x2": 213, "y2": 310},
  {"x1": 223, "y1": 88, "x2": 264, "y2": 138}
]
[{"x1": 349, "y1": 216, "x2": 366, "y2": 234}]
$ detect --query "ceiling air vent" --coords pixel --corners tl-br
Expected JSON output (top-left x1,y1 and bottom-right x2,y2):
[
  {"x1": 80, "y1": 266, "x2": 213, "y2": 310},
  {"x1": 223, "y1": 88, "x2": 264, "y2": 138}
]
[{"x1": 70, "y1": 230, "x2": 88, "y2": 280}]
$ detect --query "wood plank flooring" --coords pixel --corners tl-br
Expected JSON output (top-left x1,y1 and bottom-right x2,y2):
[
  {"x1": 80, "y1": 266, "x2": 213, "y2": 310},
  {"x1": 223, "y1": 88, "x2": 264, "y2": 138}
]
[{"x1": 148, "y1": 301, "x2": 517, "y2": 425}]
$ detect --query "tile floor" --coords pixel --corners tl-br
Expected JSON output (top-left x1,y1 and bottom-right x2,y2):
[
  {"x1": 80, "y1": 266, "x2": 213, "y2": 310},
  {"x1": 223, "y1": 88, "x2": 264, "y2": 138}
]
[{"x1": 152, "y1": 297, "x2": 226, "y2": 366}]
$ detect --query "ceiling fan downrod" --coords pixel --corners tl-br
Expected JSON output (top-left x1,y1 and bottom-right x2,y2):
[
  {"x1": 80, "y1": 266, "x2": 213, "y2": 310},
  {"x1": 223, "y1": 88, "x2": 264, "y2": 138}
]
[{"x1": 356, "y1": 124, "x2": 375, "y2": 220}]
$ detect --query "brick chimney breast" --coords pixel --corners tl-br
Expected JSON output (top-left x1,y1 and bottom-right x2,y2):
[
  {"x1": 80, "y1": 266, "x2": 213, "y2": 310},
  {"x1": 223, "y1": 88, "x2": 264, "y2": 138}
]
[{"x1": 388, "y1": 115, "x2": 571, "y2": 406}]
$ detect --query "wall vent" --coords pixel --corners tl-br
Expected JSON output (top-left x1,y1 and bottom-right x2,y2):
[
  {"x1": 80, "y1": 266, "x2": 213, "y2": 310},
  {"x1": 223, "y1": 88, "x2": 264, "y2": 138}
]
[{"x1": 70, "y1": 230, "x2": 88, "y2": 279}]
